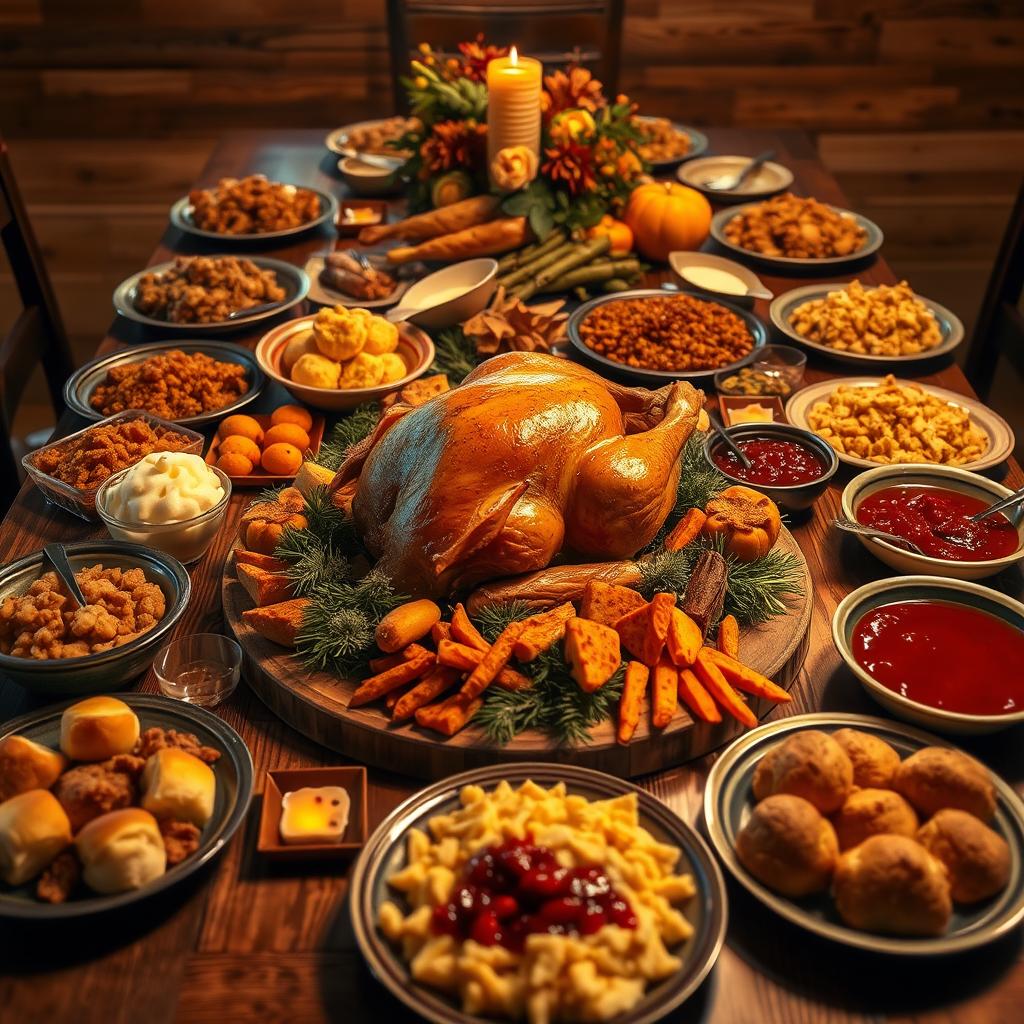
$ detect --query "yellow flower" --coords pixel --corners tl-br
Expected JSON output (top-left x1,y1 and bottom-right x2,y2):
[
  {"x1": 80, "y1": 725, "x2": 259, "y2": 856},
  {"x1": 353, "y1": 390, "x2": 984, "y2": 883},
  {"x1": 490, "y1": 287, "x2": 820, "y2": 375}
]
[
  {"x1": 551, "y1": 108, "x2": 596, "y2": 141},
  {"x1": 491, "y1": 145, "x2": 538, "y2": 191}
]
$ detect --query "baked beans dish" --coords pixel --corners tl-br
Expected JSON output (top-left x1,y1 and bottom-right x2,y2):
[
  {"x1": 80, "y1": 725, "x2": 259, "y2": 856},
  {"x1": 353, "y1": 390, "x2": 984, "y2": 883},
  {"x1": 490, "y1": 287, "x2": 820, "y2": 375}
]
[
  {"x1": 89, "y1": 350, "x2": 249, "y2": 421},
  {"x1": 188, "y1": 175, "x2": 322, "y2": 235},
  {"x1": 578, "y1": 294, "x2": 755, "y2": 372},
  {"x1": 134, "y1": 256, "x2": 285, "y2": 325},
  {"x1": 724, "y1": 193, "x2": 867, "y2": 260}
]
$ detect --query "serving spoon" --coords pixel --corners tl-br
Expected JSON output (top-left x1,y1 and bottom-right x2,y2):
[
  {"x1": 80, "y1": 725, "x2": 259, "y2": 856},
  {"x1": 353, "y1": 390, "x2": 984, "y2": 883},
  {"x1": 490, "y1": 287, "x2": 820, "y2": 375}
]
[
  {"x1": 708, "y1": 413, "x2": 752, "y2": 470},
  {"x1": 968, "y1": 485, "x2": 1024, "y2": 523},
  {"x1": 336, "y1": 148, "x2": 404, "y2": 172},
  {"x1": 703, "y1": 150, "x2": 775, "y2": 192},
  {"x1": 42, "y1": 543, "x2": 88, "y2": 610},
  {"x1": 832, "y1": 518, "x2": 925, "y2": 556}
]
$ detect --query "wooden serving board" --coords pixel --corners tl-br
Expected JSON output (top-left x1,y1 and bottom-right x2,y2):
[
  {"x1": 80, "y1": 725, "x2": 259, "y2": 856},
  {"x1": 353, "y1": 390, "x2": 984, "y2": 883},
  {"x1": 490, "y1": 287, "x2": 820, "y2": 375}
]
[{"x1": 222, "y1": 530, "x2": 812, "y2": 781}]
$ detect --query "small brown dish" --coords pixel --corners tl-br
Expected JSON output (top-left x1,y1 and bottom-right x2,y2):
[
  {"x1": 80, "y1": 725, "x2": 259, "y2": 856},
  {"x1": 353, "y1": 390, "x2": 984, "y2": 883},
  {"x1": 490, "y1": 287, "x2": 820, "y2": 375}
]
[
  {"x1": 204, "y1": 412, "x2": 326, "y2": 487},
  {"x1": 335, "y1": 199, "x2": 387, "y2": 237},
  {"x1": 257, "y1": 766, "x2": 368, "y2": 860},
  {"x1": 718, "y1": 395, "x2": 786, "y2": 427}
]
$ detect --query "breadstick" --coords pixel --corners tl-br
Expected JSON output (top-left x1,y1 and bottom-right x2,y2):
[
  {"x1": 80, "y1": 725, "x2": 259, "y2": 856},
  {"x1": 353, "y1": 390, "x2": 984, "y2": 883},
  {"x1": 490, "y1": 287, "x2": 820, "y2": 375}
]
[
  {"x1": 359, "y1": 195, "x2": 500, "y2": 245},
  {"x1": 387, "y1": 218, "x2": 531, "y2": 264}
]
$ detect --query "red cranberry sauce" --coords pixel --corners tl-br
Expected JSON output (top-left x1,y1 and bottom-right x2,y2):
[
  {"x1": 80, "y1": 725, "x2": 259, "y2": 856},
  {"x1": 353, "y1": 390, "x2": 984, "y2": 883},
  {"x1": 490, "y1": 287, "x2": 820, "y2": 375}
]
[{"x1": 712, "y1": 437, "x2": 826, "y2": 487}]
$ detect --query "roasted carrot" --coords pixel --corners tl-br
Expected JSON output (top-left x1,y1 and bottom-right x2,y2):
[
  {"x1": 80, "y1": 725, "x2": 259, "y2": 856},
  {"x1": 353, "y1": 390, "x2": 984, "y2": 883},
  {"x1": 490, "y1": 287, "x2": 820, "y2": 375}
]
[
  {"x1": 717, "y1": 614, "x2": 740, "y2": 660},
  {"x1": 431, "y1": 620, "x2": 453, "y2": 645},
  {"x1": 664, "y1": 508, "x2": 707, "y2": 551},
  {"x1": 392, "y1": 666, "x2": 461, "y2": 722},
  {"x1": 415, "y1": 693, "x2": 483, "y2": 736},
  {"x1": 652, "y1": 661, "x2": 679, "y2": 729},
  {"x1": 349, "y1": 651, "x2": 435, "y2": 708},
  {"x1": 615, "y1": 592, "x2": 675, "y2": 666},
  {"x1": 385, "y1": 688, "x2": 406, "y2": 711},
  {"x1": 436, "y1": 639, "x2": 533, "y2": 691},
  {"x1": 368, "y1": 652, "x2": 406, "y2": 675},
  {"x1": 617, "y1": 661, "x2": 649, "y2": 744},
  {"x1": 512, "y1": 602, "x2": 576, "y2": 661},
  {"x1": 667, "y1": 608, "x2": 702, "y2": 668},
  {"x1": 450, "y1": 603, "x2": 489, "y2": 652},
  {"x1": 693, "y1": 648, "x2": 757, "y2": 727},
  {"x1": 459, "y1": 622, "x2": 526, "y2": 701},
  {"x1": 677, "y1": 668, "x2": 722, "y2": 724},
  {"x1": 700, "y1": 647, "x2": 791, "y2": 703}
]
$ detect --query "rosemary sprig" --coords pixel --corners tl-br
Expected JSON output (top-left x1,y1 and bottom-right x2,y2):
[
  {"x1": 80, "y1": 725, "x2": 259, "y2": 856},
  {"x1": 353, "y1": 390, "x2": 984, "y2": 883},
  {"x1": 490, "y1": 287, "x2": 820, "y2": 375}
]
[
  {"x1": 431, "y1": 327, "x2": 478, "y2": 384},
  {"x1": 317, "y1": 404, "x2": 381, "y2": 471},
  {"x1": 283, "y1": 545, "x2": 351, "y2": 596},
  {"x1": 721, "y1": 548, "x2": 805, "y2": 625}
]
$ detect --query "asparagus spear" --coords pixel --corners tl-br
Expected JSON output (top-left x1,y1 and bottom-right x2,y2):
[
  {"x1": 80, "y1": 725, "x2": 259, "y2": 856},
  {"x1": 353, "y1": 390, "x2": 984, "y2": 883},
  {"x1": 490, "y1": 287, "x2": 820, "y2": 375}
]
[
  {"x1": 496, "y1": 229, "x2": 567, "y2": 273},
  {"x1": 514, "y1": 236, "x2": 612, "y2": 300},
  {"x1": 498, "y1": 240, "x2": 577, "y2": 289},
  {"x1": 539, "y1": 257, "x2": 641, "y2": 294}
]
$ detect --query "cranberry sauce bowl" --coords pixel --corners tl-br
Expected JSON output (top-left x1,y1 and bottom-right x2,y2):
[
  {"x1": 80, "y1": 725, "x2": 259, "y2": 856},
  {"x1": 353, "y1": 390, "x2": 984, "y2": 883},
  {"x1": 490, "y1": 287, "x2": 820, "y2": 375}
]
[
  {"x1": 703, "y1": 422, "x2": 839, "y2": 512},
  {"x1": 832, "y1": 576, "x2": 1024, "y2": 735},
  {"x1": 842, "y1": 464, "x2": 1024, "y2": 581}
]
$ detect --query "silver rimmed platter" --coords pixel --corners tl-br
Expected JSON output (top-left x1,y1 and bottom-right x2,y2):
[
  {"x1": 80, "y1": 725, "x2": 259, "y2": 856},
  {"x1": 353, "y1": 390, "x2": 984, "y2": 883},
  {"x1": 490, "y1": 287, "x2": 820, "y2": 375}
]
[
  {"x1": 704, "y1": 712, "x2": 1024, "y2": 956},
  {"x1": 64, "y1": 339, "x2": 265, "y2": 428},
  {"x1": 169, "y1": 186, "x2": 338, "y2": 242},
  {"x1": 112, "y1": 256, "x2": 309, "y2": 332},
  {"x1": 351, "y1": 762, "x2": 727, "y2": 1024},
  {"x1": 0, "y1": 693, "x2": 252, "y2": 918},
  {"x1": 678, "y1": 154, "x2": 794, "y2": 203},
  {"x1": 710, "y1": 202, "x2": 884, "y2": 271},
  {"x1": 567, "y1": 287, "x2": 766, "y2": 388},
  {"x1": 303, "y1": 254, "x2": 411, "y2": 310},
  {"x1": 786, "y1": 376, "x2": 1015, "y2": 472},
  {"x1": 635, "y1": 116, "x2": 709, "y2": 172},
  {"x1": 770, "y1": 283, "x2": 965, "y2": 366}
]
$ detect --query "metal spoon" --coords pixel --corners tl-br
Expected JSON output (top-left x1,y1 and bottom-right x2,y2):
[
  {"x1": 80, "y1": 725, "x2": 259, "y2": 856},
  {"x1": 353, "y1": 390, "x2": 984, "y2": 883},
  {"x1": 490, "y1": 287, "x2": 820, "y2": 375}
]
[
  {"x1": 832, "y1": 518, "x2": 926, "y2": 555},
  {"x1": 703, "y1": 150, "x2": 775, "y2": 192},
  {"x1": 337, "y1": 148, "x2": 404, "y2": 172},
  {"x1": 42, "y1": 543, "x2": 88, "y2": 609},
  {"x1": 969, "y1": 485, "x2": 1024, "y2": 523},
  {"x1": 709, "y1": 413, "x2": 752, "y2": 470},
  {"x1": 225, "y1": 300, "x2": 282, "y2": 321}
]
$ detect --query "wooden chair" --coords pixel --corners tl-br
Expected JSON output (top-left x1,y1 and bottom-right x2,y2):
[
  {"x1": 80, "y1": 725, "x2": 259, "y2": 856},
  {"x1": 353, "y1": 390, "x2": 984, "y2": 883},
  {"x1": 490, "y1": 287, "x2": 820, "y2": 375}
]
[
  {"x1": 965, "y1": 179, "x2": 1024, "y2": 400},
  {"x1": 0, "y1": 138, "x2": 75, "y2": 509},
  {"x1": 387, "y1": 0, "x2": 625, "y2": 111}
]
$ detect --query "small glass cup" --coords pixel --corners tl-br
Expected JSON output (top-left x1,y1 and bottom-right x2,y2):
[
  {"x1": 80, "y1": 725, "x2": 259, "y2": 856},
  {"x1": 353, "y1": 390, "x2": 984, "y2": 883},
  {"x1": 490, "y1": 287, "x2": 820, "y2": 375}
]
[
  {"x1": 750, "y1": 344, "x2": 807, "y2": 394},
  {"x1": 154, "y1": 633, "x2": 242, "y2": 707}
]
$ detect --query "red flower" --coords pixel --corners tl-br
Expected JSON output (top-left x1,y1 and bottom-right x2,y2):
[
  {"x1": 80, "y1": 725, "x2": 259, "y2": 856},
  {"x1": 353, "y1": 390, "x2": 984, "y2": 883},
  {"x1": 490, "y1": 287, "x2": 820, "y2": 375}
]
[
  {"x1": 457, "y1": 35, "x2": 509, "y2": 83},
  {"x1": 542, "y1": 67, "x2": 605, "y2": 117},
  {"x1": 542, "y1": 140, "x2": 598, "y2": 196},
  {"x1": 420, "y1": 120, "x2": 487, "y2": 173}
]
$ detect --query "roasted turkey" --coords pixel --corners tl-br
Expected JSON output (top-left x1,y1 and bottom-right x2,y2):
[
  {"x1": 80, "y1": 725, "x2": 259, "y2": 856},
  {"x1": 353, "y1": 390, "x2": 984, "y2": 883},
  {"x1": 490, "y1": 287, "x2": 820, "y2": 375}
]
[{"x1": 331, "y1": 352, "x2": 703, "y2": 599}]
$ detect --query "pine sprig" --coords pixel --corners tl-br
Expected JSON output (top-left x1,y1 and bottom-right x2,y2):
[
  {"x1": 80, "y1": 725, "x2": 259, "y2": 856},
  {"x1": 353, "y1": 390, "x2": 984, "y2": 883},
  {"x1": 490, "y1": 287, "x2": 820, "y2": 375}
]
[
  {"x1": 431, "y1": 327, "x2": 478, "y2": 385},
  {"x1": 317, "y1": 405, "x2": 381, "y2": 471},
  {"x1": 720, "y1": 548, "x2": 805, "y2": 625},
  {"x1": 284, "y1": 545, "x2": 351, "y2": 597}
]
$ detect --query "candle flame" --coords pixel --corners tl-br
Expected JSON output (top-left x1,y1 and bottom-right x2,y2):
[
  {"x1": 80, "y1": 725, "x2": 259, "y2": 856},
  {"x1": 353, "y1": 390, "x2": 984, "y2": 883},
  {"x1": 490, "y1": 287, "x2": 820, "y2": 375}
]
[{"x1": 510, "y1": 46, "x2": 518, "y2": 66}]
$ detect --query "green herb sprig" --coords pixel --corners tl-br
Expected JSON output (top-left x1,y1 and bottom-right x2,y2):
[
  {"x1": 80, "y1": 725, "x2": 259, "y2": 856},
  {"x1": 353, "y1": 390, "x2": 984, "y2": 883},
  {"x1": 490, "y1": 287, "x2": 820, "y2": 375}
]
[
  {"x1": 317, "y1": 405, "x2": 381, "y2": 471},
  {"x1": 431, "y1": 327, "x2": 478, "y2": 385}
]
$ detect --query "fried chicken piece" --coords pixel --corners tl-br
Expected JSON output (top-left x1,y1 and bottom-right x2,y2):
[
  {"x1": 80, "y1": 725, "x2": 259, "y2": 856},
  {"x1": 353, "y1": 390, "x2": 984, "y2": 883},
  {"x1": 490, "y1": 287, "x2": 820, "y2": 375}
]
[
  {"x1": 54, "y1": 761, "x2": 137, "y2": 832},
  {"x1": 36, "y1": 850, "x2": 80, "y2": 904},
  {"x1": 159, "y1": 818, "x2": 202, "y2": 866},
  {"x1": 132, "y1": 726, "x2": 220, "y2": 765}
]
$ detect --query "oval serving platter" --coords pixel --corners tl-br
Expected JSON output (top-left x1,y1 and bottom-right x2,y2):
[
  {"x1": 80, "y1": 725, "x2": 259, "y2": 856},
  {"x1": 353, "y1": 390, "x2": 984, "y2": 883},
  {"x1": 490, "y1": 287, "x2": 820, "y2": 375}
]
[
  {"x1": 786, "y1": 376, "x2": 1015, "y2": 472},
  {"x1": 112, "y1": 256, "x2": 310, "y2": 332},
  {"x1": 351, "y1": 762, "x2": 727, "y2": 1024},
  {"x1": 0, "y1": 693, "x2": 254, "y2": 919},
  {"x1": 710, "y1": 202, "x2": 884, "y2": 272},
  {"x1": 64, "y1": 339, "x2": 265, "y2": 429},
  {"x1": 169, "y1": 186, "x2": 338, "y2": 243},
  {"x1": 303, "y1": 254, "x2": 411, "y2": 310},
  {"x1": 567, "y1": 287, "x2": 766, "y2": 388},
  {"x1": 704, "y1": 712, "x2": 1024, "y2": 956},
  {"x1": 634, "y1": 116, "x2": 709, "y2": 172},
  {"x1": 770, "y1": 283, "x2": 965, "y2": 366}
]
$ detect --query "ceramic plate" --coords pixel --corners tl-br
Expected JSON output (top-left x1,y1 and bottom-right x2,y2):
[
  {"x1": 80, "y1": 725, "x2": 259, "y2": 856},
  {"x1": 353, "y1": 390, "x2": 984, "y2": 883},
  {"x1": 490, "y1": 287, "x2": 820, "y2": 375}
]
[
  {"x1": 710, "y1": 203, "x2": 884, "y2": 271},
  {"x1": 785, "y1": 376, "x2": 1015, "y2": 472},
  {"x1": 64, "y1": 339, "x2": 265, "y2": 428},
  {"x1": 678, "y1": 155, "x2": 793, "y2": 202},
  {"x1": 325, "y1": 120, "x2": 413, "y2": 160},
  {"x1": 169, "y1": 187, "x2": 338, "y2": 243},
  {"x1": 0, "y1": 693, "x2": 253, "y2": 918},
  {"x1": 704, "y1": 712, "x2": 1024, "y2": 955},
  {"x1": 567, "y1": 287, "x2": 767, "y2": 388},
  {"x1": 770, "y1": 284, "x2": 965, "y2": 366},
  {"x1": 635, "y1": 117, "x2": 709, "y2": 172},
  {"x1": 351, "y1": 762, "x2": 727, "y2": 1024},
  {"x1": 303, "y1": 254, "x2": 411, "y2": 309},
  {"x1": 112, "y1": 257, "x2": 309, "y2": 332}
]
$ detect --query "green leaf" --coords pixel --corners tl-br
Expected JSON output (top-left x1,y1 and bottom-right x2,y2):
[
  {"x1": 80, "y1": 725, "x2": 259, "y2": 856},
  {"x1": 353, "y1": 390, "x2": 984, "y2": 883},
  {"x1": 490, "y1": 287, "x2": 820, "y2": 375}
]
[
  {"x1": 501, "y1": 191, "x2": 535, "y2": 217},
  {"x1": 528, "y1": 203, "x2": 555, "y2": 241}
]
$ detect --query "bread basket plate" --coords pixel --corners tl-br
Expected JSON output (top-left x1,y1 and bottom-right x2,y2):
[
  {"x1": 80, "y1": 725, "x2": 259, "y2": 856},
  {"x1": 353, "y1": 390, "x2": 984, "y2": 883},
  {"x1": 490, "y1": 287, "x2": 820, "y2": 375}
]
[
  {"x1": 169, "y1": 186, "x2": 338, "y2": 243},
  {"x1": 0, "y1": 693, "x2": 253, "y2": 919},
  {"x1": 703, "y1": 712, "x2": 1024, "y2": 956},
  {"x1": 64, "y1": 339, "x2": 265, "y2": 429},
  {"x1": 112, "y1": 256, "x2": 309, "y2": 332},
  {"x1": 769, "y1": 284, "x2": 965, "y2": 366},
  {"x1": 709, "y1": 203, "x2": 884, "y2": 272},
  {"x1": 785, "y1": 377, "x2": 1014, "y2": 472},
  {"x1": 634, "y1": 116, "x2": 709, "y2": 172},
  {"x1": 350, "y1": 762, "x2": 728, "y2": 1024}
]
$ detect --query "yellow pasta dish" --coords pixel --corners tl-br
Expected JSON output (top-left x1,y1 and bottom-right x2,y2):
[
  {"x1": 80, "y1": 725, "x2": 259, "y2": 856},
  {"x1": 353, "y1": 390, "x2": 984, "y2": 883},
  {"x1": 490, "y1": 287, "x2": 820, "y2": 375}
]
[{"x1": 377, "y1": 779, "x2": 696, "y2": 1023}]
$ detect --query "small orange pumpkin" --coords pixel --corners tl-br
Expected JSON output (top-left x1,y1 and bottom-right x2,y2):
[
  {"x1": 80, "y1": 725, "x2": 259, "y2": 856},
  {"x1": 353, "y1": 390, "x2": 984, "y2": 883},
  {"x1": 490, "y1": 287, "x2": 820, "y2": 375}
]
[
  {"x1": 624, "y1": 181, "x2": 711, "y2": 262},
  {"x1": 586, "y1": 214, "x2": 634, "y2": 256},
  {"x1": 703, "y1": 485, "x2": 781, "y2": 562}
]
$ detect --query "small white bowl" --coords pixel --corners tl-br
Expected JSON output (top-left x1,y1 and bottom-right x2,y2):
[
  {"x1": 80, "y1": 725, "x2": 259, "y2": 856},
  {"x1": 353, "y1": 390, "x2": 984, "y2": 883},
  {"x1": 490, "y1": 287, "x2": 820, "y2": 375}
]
[
  {"x1": 832, "y1": 575, "x2": 1024, "y2": 735},
  {"x1": 338, "y1": 156, "x2": 401, "y2": 197},
  {"x1": 841, "y1": 464, "x2": 1024, "y2": 581},
  {"x1": 668, "y1": 252, "x2": 771, "y2": 309},
  {"x1": 395, "y1": 258, "x2": 498, "y2": 330}
]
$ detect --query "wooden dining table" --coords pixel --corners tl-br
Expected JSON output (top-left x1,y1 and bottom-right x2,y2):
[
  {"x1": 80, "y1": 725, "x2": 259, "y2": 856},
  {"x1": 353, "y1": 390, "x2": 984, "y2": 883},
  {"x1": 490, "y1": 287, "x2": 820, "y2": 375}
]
[{"x1": 0, "y1": 127, "x2": 1021, "y2": 1024}]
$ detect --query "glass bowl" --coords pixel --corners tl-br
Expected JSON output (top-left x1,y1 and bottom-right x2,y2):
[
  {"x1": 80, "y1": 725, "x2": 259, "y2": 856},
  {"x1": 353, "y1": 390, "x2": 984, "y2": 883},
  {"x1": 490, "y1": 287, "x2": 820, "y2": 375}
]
[
  {"x1": 95, "y1": 463, "x2": 232, "y2": 565},
  {"x1": 154, "y1": 633, "x2": 242, "y2": 707},
  {"x1": 716, "y1": 344, "x2": 806, "y2": 398}
]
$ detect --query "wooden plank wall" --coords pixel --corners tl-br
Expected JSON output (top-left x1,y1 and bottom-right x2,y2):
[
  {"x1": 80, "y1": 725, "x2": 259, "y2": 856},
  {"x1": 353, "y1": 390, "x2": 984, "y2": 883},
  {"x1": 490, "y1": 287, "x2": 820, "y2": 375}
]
[{"x1": 0, "y1": 0, "x2": 1022, "y2": 375}]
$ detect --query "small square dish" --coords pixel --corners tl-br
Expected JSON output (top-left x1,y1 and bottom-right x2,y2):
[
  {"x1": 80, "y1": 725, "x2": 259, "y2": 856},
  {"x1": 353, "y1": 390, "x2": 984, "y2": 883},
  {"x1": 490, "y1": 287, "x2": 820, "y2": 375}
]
[
  {"x1": 719, "y1": 395, "x2": 786, "y2": 427},
  {"x1": 336, "y1": 199, "x2": 388, "y2": 237},
  {"x1": 257, "y1": 766, "x2": 368, "y2": 860},
  {"x1": 205, "y1": 412, "x2": 325, "y2": 487}
]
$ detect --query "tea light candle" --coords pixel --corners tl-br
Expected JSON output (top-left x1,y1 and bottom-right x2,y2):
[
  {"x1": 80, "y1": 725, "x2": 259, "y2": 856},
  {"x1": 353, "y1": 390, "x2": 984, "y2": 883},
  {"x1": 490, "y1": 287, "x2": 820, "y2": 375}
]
[
  {"x1": 279, "y1": 786, "x2": 351, "y2": 845},
  {"x1": 486, "y1": 47, "x2": 542, "y2": 180}
]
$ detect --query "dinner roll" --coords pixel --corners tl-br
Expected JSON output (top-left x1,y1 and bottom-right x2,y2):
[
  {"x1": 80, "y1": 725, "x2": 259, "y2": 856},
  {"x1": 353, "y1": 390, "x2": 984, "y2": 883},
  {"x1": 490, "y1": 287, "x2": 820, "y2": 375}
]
[
  {"x1": 752, "y1": 730, "x2": 853, "y2": 813},
  {"x1": 833, "y1": 834, "x2": 951, "y2": 937},
  {"x1": 75, "y1": 808, "x2": 166, "y2": 895},
  {"x1": 0, "y1": 789, "x2": 72, "y2": 886},
  {"x1": 917, "y1": 809, "x2": 1011, "y2": 903},
  {"x1": 141, "y1": 748, "x2": 215, "y2": 827},
  {"x1": 832, "y1": 788, "x2": 919, "y2": 851},
  {"x1": 892, "y1": 747, "x2": 996, "y2": 822},
  {"x1": 736, "y1": 794, "x2": 839, "y2": 897},
  {"x1": 60, "y1": 696, "x2": 140, "y2": 762},
  {"x1": 832, "y1": 728, "x2": 901, "y2": 789},
  {"x1": 0, "y1": 735, "x2": 67, "y2": 802}
]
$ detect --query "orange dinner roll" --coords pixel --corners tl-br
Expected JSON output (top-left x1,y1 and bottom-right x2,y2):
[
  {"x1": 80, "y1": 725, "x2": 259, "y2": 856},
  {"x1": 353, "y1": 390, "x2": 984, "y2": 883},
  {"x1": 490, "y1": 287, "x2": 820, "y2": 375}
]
[
  {"x1": 0, "y1": 735, "x2": 67, "y2": 802},
  {"x1": 0, "y1": 789, "x2": 72, "y2": 886},
  {"x1": 59, "y1": 696, "x2": 140, "y2": 762}
]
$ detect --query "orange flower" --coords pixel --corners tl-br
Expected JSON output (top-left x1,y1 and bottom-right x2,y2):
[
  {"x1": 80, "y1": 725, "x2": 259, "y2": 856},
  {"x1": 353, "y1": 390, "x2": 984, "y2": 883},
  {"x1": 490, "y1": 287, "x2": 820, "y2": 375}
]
[
  {"x1": 457, "y1": 34, "x2": 509, "y2": 82},
  {"x1": 542, "y1": 140, "x2": 597, "y2": 196},
  {"x1": 420, "y1": 120, "x2": 487, "y2": 173},
  {"x1": 542, "y1": 67, "x2": 605, "y2": 116}
]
